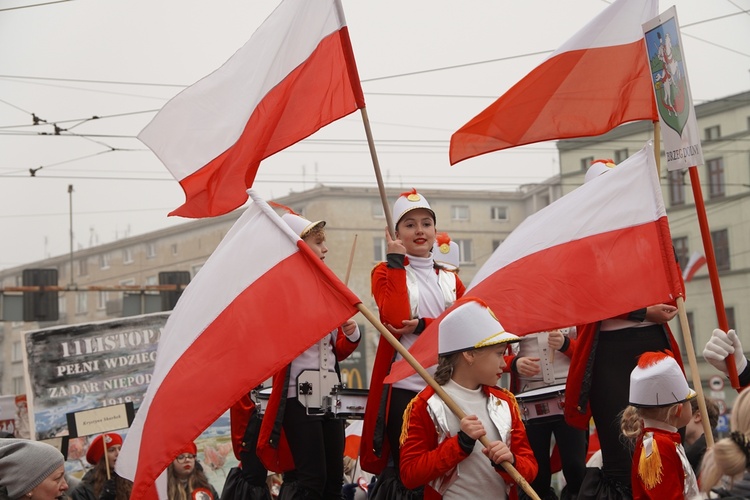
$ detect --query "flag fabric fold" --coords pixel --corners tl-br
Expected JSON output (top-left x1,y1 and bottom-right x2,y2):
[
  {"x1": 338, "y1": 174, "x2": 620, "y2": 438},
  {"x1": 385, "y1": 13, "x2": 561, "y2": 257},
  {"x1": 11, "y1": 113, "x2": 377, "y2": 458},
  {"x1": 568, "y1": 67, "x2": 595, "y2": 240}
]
[
  {"x1": 385, "y1": 144, "x2": 683, "y2": 384},
  {"x1": 449, "y1": 0, "x2": 658, "y2": 165},
  {"x1": 117, "y1": 190, "x2": 361, "y2": 499},
  {"x1": 682, "y1": 251, "x2": 706, "y2": 282},
  {"x1": 139, "y1": 0, "x2": 365, "y2": 218}
]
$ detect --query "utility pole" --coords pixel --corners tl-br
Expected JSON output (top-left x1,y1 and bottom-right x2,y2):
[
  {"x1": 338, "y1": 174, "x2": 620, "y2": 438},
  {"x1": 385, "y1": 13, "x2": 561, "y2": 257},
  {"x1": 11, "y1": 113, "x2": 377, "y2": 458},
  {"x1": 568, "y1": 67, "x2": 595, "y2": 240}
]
[{"x1": 68, "y1": 184, "x2": 74, "y2": 287}]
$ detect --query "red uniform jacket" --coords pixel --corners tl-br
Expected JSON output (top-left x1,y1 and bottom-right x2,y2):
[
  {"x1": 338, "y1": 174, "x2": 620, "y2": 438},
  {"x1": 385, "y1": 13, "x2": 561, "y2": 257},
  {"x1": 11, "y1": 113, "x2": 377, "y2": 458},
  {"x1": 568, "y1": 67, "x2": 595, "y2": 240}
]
[
  {"x1": 360, "y1": 258, "x2": 465, "y2": 474},
  {"x1": 631, "y1": 427, "x2": 696, "y2": 500},
  {"x1": 399, "y1": 385, "x2": 538, "y2": 500},
  {"x1": 245, "y1": 326, "x2": 359, "y2": 473}
]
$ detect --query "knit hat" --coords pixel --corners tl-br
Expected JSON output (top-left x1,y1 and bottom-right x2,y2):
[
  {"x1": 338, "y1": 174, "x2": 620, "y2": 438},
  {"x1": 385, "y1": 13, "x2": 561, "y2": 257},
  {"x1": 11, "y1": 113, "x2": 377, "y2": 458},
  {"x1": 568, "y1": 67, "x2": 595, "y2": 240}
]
[
  {"x1": 392, "y1": 188, "x2": 435, "y2": 229},
  {"x1": 177, "y1": 441, "x2": 197, "y2": 457},
  {"x1": 0, "y1": 438, "x2": 64, "y2": 499},
  {"x1": 433, "y1": 232, "x2": 459, "y2": 270},
  {"x1": 438, "y1": 298, "x2": 520, "y2": 356},
  {"x1": 86, "y1": 433, "x2": 123, "y2": 465},
  {"x1": 629, "y1": 351, "x2": 696, "y2": 407},
  {"x1": 584, "y1": 159, "x2": 616, "y2": 184}
]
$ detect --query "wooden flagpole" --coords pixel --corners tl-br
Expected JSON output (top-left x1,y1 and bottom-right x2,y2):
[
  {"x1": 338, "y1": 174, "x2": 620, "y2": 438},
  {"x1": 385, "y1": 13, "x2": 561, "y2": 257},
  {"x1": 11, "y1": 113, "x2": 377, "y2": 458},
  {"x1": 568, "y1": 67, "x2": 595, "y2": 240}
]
[
  {"x1": 356, "y1": 303, "x2": 541, "y2": 500},
  {"x1": 653, "y1": 121, "x2": 717, "y2": 445},
  {"x1": 344, "y1": 234, "x2": 358, "y2": 286},
  {"x1": 359, "y1": 108, "x2": 396, "y2": 238}
]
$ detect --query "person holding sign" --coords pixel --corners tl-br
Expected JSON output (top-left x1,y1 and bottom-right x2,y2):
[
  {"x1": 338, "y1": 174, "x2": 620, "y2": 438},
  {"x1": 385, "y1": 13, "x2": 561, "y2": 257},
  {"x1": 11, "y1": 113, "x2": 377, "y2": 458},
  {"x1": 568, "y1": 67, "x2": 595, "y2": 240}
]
[
  {"x1": 0, "y1": 438, "x2": 69, "y2": 500},
  {"x1": 167, "y1": 442, "x2": 220, "y2": 500},
  {"x1": 70, "y1": 433, "x2": 132, "y2": 500},
  {"x1": 399, "y1": 298, "x2": 537, "y2": 499}
]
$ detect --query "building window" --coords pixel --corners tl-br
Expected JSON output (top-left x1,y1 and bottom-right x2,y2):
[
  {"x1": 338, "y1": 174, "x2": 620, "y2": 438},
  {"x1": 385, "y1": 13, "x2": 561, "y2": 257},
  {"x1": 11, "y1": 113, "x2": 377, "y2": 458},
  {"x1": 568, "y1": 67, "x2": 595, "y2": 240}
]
[
  {"x1": 614, "y1": 148, "x2": 629, "y2": 163},
  {"x1": 454, "y1": 239, "x2": 472, "y2": 264},
  {"x1": 707, "y1": 158, "x2": 725, "y2": 198},
  {"x1": 711, "y1": 229, "x2": 730, "y2": 271},
  {"x1": 99, "y1": 253, "x2": 110, "y2": 270},
  {"x1": 146, "y1": 242, "x2": 157, "y2": 259},
  {"x1": 146, "y1": 275, "x2": 158, "y2": 286},
  {"x1": 97, "y1": 291, "x2": 109, "y2": 310},
  {"x1": 451, "y1": 205, "x2": 470, "y2": 221},
  {"x1": 668, "y1": 170, "x2": 685, "y2": 206},
  {"x1": 725, "y1": 307, "x2": 735, "y2": 331},
  {"x1": 78, "y1": 258, "x2": 88, "y2": 276},
  {"x1": 672, "y1": 236, "x2": 689, "y2": 270},
  {"x1": 678, "y1": 311, "x2": 695, "y2": 356},
  {"x1": 13, "y1": 377, "x2": 25, "y2": 395},
  {"x1": 492, "y1": 240, "x2": 503, "y2": 252},
  {"x1": 12, "y1": 341, "x2": 23, "y2": 362},
  {"x1": 171, "y1": 244, "x2": 178, "y2": 256},
  {"x1": 192, "y1": 263, "x2": 204, "y2": 276},
  {"x1": 122, "y1": 248, "x2": 133, "y2": 264},
  {"x1": 704, "y1": 125, "x2": 721, "y2": 141},
  {"x1": 76, "y1": 292, "x2": 88, "y2": 314},
  {"x1": 491, "y1": 206, "x2": 508, "y2": 221},
  {"x1": 373, "y1": 237, "x2": 386, "y2": 262},
  {"x1": 580, "y1": 156, "x2": 594, "y2": 171},
  {"x1": 371, "y1": 202, "x2": 385, "y2": 219}
]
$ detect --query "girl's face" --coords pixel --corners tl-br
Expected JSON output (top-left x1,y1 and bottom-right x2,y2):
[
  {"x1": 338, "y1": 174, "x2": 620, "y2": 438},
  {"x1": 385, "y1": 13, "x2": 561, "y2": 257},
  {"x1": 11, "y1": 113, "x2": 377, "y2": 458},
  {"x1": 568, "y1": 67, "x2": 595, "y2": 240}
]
[
  {"x1": 106, "y1": 444, "x2": 121, "y2": 471},
  {"x1": 674, "y1": 400, "x2": 693, "y2": 428},
  {"x1": 465, "y1": 343, "x2": 508, "y2": 389},
  {"x1": 173, "y1": 453, "x2": 196, "y2": 479},
  {"x1": 304, "y1": 233, "x2": 328, "y2": 260},
  {"x1": 395, "y1": 209, "x2": 436, "y2": 258},
  {"x1": 28, "y1": 465, "x2": 68, "y2": 500}
]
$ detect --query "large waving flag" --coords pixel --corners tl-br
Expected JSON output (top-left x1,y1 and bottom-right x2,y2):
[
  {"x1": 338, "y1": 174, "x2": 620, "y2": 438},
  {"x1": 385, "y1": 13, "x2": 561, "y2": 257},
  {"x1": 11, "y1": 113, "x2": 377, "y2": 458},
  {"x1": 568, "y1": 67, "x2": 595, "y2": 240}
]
[
  {"x1": 117, "y1": 190, "x2": 361, "y2": 499},
  {"x1": 140, "y1": 0, "x2": 365, "y2": 218},
  {"x1": 386, "y1": 144, "x2": 683, "y2": 383},
  {"x1": 450, "y1": 0, "x2": 658, "y2": 165}
]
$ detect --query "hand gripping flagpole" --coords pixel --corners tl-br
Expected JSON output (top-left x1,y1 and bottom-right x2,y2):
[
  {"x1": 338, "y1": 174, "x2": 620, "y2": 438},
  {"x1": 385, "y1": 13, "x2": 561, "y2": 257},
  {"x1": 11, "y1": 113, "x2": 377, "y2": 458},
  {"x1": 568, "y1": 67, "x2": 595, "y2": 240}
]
[{"x1": 356, "y1": 303, "x2": 541, "y2": 500}]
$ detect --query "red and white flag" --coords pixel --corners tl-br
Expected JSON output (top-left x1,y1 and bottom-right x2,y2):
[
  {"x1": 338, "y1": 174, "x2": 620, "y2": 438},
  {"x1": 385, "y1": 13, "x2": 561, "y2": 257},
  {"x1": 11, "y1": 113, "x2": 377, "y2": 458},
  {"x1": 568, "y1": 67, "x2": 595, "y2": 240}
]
[
  {"x1": 450, "y1": 0, "x2": 658, "y2": 165},
  {"x1": 682, "y1": 251, "x2": 706, "y2": 282},
  {"x1": 116, "y1": 190, "x2": 361, "y2": 499},
  {"x1": 386, "y1": 144, "x2": 683, "y2": 383},
  {"x1": 140, "y1": 0, "x2": 365, "y2": 218}
]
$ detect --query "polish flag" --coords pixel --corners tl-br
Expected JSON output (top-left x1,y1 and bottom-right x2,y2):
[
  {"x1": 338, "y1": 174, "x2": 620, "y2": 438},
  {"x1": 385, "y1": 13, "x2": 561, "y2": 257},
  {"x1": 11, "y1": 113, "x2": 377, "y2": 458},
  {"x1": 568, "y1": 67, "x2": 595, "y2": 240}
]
[
  {"x1": 344, "y1": 420, "x2": 363, "y2": 459},
  {"x1": 682, "y1": 251, "x2": 707, "y2": 282},
  {"x1": 450, "y1": 0, "x2": 657, "y2": 165},
  {"x1": 139, "y1": 0, "x2": 365, "y2": 219},
  {"x1": 386, "y1": 144, "x2": 683, "y2": 383},
  {"x1": 116, "y1": 190, "x2": 361, "y2": 499}
]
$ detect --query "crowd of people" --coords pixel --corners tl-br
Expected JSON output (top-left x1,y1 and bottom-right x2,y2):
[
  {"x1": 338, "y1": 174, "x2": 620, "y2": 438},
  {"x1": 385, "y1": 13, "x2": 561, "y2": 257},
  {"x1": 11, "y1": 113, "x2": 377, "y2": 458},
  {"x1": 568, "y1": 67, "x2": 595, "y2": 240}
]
[{"x1": 2, "y1": 181, "x2": 750, "y2": 500}]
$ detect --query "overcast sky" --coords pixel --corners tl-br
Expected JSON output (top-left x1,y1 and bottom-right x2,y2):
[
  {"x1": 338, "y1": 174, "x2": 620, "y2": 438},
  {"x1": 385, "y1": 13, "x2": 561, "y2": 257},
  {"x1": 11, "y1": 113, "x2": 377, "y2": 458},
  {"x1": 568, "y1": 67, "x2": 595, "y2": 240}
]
[{"x1": 1, "y1": 0, "x2": 748, "y2": 270}]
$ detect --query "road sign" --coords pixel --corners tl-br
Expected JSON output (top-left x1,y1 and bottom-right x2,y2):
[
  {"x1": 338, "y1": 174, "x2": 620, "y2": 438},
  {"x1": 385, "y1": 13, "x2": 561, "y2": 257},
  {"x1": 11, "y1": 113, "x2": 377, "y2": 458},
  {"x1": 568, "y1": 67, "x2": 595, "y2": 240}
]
[{"x1": 709, "y1": 375, "x2": 725, "y2": 391}]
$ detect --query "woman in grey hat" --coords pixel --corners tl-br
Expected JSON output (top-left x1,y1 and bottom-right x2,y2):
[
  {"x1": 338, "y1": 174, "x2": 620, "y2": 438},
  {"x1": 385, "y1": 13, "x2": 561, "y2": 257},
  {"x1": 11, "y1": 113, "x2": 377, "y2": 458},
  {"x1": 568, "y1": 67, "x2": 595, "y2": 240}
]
[{"x1": 0, "y1": 438, "x2": 69, "y2": 500}]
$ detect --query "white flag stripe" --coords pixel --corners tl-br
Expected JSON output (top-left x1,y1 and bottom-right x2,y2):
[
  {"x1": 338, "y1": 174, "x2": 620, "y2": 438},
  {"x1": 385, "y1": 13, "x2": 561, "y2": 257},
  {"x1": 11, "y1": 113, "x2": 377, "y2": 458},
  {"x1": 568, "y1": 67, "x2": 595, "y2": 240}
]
[
  {"x1": 469, "y1": 144, "x2": 665, "y2": 290},
  {"x1": 138, "y1": 0, "x2": 344, "y2": 180},
  {"x1": 555, "y1": 0, "x2": 657, "y2": 55}
]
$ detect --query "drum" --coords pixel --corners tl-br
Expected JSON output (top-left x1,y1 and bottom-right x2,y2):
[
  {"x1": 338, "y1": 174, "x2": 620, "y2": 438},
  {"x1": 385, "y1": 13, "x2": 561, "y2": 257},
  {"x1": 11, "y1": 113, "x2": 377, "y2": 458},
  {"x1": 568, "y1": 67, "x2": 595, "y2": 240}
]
[
  {"x1": 254, "y1": 387, "x2": 272, "y2": 416},
  {"x1": 516, "y1": 384, "x2": 565, "y2": 422},
  {"x1": 331, "y1": 388, "x2": 368, "y2": 419}
]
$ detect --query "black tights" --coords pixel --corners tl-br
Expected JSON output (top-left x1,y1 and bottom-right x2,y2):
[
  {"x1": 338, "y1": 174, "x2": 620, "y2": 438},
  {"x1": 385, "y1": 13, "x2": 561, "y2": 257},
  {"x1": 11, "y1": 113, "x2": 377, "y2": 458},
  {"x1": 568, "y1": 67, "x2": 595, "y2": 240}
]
[{"x1": 589, "y1": 325, "x2": 670, "y2": 487}]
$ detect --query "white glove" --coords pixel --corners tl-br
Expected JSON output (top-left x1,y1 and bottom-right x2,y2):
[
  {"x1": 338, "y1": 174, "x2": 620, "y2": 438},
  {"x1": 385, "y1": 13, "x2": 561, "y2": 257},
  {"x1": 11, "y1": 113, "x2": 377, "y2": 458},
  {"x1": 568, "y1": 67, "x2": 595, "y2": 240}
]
[{"x1": 703, "y1": 329, "x2": 748, "y2": 375}]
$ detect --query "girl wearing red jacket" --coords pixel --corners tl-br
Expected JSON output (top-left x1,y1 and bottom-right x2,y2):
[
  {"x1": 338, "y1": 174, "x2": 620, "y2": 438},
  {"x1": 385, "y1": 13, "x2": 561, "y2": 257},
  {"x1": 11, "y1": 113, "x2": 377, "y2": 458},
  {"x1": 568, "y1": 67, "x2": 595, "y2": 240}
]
[
  {"x1": 360, "y1": 189, "x2": 465, "y2": 488},
  {"x1": 399, "y1": 298, "x2": 537, "y2": 499}
]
